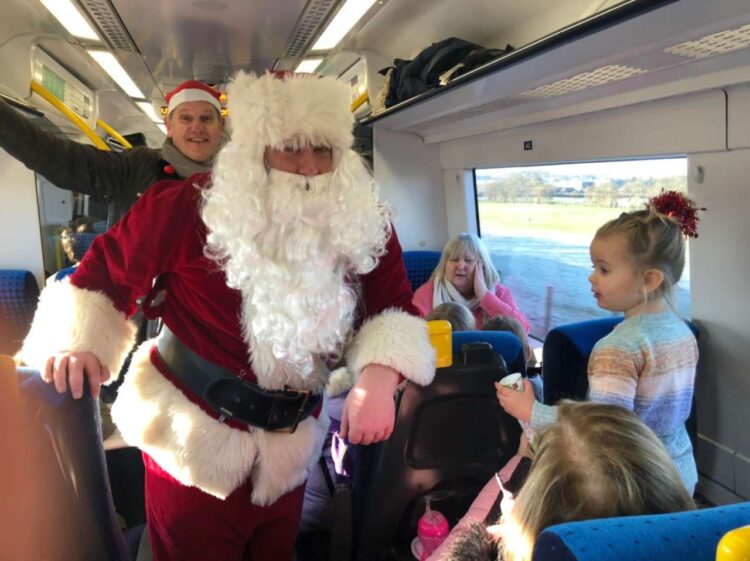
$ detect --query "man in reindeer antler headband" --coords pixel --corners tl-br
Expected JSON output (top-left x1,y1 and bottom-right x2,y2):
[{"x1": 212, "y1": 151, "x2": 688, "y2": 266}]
[{"x1": 19, "y1": 71, "x2": 435, "y2": 560}]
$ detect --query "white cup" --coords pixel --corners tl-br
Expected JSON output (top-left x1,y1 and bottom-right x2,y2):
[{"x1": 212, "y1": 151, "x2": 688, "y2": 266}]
[
  {"x1": 499, "y1": 372, "x2": 524, "y2": 392},
  {"x1": 498, "y1": 372, "x2": 536, "y2": 449}
]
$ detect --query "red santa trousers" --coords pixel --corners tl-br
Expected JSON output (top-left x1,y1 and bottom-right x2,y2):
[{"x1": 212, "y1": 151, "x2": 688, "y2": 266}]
[{"x1": 143, "y1": 453, "x2": 306, "y2": 561}]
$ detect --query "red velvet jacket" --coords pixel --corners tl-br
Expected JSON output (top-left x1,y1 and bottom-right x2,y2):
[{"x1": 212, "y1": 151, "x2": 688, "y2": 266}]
[{"x1": 71, "y1": 172, "x2": 417, "y2": 383}]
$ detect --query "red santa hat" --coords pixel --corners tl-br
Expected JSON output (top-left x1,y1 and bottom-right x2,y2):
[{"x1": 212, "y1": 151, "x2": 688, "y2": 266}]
[
  {"x1": 225, "y1": 71, "x2": 353, "y2": 159},
  {"x1": 165, "y1": 80, "x2": 222, "y2": 115}
]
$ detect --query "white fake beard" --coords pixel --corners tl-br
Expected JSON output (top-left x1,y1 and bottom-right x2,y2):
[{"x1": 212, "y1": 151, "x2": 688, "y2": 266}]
[{"x1": 202, "y1": 152, "x2": 391, "y2": 390}]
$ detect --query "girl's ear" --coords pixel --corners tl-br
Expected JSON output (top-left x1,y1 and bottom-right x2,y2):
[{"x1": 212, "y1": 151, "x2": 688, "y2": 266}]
[{"x1": 643, "y1": 268, "x2": 665, "y2": 294}]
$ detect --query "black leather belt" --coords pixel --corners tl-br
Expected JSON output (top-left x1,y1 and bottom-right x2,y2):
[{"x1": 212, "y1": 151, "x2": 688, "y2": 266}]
[{"x1": 155, "y1": 326, "x2": 321, "y2": 433}]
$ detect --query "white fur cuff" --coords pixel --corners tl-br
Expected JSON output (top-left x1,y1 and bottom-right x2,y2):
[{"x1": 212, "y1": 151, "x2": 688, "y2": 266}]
[
  {"x1": 326, "y1": 366, "x2": 354, "y2": 397},
  {"x1": 17, "y1": 280, "x2": 137, "y2": 380},
  {"x1": 346, "y1": 309, "x2": 435, "y2": 387}
]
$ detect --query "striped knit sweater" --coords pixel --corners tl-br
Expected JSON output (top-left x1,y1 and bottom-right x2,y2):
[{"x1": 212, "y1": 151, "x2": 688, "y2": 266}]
[{"x1": 531, "y1": 310, "x2": 699, "y2": 492}]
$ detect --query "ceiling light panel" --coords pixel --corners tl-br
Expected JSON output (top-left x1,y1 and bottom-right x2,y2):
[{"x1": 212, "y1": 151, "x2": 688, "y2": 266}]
[
  {"x1": 282, "y1": 0, "x2": 339, "y2": 58},
  {"x1": 40, "y1": 0, "x2": 101, "y2": 41},
  {"x1": 136, "y1": 101, "x2": 161, "y2": 122},
  {"x1": 295, "y1": 59, "x2": 324, "y2": 73},
  {"x1": 87, "y1": 50, "x2": 145, "y2": 98},
  {"x1": 311, "y1": 0, "x2": 377, "y2": 51}
]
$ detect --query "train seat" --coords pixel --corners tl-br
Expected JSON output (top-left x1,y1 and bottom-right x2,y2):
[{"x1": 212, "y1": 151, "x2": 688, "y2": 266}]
[
  {"x1": 71, "y1": 232, "x2": 98, "y2": 262},
  {"x1": 0, "y1": 269, "x2": 40, "y2": 355},
  {"x1": 1, "y1": 360, "x2": 131, "y2": 560},
  {"x1": 533, "y1": 501, "x2": 750, "y2": 561},
  {"x1": 402, "y1": 250, "x2": 441, "y2": 291},
  {"x1": 453, "y1": 329, "x2": 526, "y2": 375},
  {"x1": 541, "y1": 316, "x2": 700, "y2": 445},
  {"x1": 350, "y1": 345, "x2": 521, "y2": 561}
]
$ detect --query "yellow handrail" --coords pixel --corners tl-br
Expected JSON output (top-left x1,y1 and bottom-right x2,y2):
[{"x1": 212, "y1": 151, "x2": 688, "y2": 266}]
[
  {"x1": 351, "y1": 91, "x2": 369, "y2": 113},
  {"x1": 30, "y1": 81, "x2": 110, "y2": 151},
  {"x1": 96, "y1": 118, "x2": 132, "y2": 149}
]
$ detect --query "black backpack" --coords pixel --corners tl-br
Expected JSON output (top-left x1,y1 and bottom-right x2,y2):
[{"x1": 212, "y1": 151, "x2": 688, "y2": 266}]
[{"x1": 383, "y1": 37, "x2": 512, "y2": 108}]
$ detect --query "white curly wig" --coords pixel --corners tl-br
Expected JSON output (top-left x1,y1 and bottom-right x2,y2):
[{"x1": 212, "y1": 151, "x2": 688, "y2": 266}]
[{"x1": 201, "y1": 71, "x2": 391, "y2": 391}]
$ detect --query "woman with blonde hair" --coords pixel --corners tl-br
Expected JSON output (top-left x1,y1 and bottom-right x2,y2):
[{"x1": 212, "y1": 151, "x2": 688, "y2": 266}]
[
  {"x1": 432, "y1": 401, "x2": 695, "y2": 561},
  {"x1": 413, "y1": 233, "x2": 529, "y2": 331}
]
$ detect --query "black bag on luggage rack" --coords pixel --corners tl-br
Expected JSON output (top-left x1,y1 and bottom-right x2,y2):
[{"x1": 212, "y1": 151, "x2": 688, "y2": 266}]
[
  {"x1": 328, "y1": 342, "x2": 523, "y2": 561},
  {"x1": 383, "y1": 37, "x2": 512, "y2": 108}
]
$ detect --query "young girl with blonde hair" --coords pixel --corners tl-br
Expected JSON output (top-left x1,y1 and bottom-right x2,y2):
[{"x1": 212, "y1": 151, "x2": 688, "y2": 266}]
[
  {"x1": 437, "y1": 401, "x2": 695, "y2": 561},
  {"x1": 413, "y1": 233, "x2": 530, "y2": 331},
  {"x1": 497, "y1": 191, "x2": 703, "y2": 494},
  {"x1": 426, "y1": 302, "x2": 477, "y2": 332}
]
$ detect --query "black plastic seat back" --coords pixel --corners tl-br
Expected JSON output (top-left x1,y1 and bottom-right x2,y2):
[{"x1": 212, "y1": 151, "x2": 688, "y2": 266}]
[
  {"x1": 5, "y1": 367, "x2": 130, "y2": 561},
  {"x1": 355, "y1": 348, "x2": 521, "y2": 561}
]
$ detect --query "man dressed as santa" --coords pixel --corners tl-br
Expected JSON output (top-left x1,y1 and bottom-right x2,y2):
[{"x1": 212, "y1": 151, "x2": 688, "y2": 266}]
[{"x1": 18, "y1": 71, "x2": 435, "y2": 561}]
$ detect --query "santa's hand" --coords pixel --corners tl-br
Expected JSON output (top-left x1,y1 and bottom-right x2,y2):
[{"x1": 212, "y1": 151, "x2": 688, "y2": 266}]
[
  {"x1": 339, "y1": 364, "x2": 400, "y2": 445},
  {"x1": 495, "y1": 379, "x2": 534, "y2": 423},
  {"x1": 44, "y1": 351, "x2": 110, "y2": 399}
]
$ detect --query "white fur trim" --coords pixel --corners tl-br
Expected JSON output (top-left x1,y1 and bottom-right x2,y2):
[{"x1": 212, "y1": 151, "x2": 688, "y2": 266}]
[
  {"x1": 226, "y1": 72, "x2": 353, "y2": 162},
  {"x1": 17, "y1": 280, "x2": 137, "y2": 379},
  {"x1": 326, "y1": 366, "x2": 354, "y2": 397},
  {"x1": 251, "y1": 400, "x2": 329, "y2": 505},
  {"x1": 346, "y1": 309, "x2": 436, "y2": 387},
  {"x1": 112, "y1": 341, "x2": 329, "y2": 503},
  {"x1": 167, "y1": 89, "x2": 221, "y2": 114}
]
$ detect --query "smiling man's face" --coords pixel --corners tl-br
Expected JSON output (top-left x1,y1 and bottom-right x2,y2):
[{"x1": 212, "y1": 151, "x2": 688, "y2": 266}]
[{"x1": 165, "y1": 100, "x2": 223, "y2": 163}]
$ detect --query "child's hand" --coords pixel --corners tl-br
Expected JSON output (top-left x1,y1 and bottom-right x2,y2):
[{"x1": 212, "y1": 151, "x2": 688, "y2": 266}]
[
  {"x1": 517, "y1": 433, "x2": 533, "y2": 458},
  {"x1": 495, "y1": 379, "x2": 535, "y2": 423}
]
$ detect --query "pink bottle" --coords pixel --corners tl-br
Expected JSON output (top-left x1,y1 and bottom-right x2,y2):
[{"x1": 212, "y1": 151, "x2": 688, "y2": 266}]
[{"x1": 417, "y1": 499, "x2": 449, "y2": 560}]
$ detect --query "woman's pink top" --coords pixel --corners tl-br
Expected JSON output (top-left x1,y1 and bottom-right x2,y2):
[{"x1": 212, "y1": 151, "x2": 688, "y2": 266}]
[{"x1": 412, "y1": 280, "x2": 530, "y2": 333}]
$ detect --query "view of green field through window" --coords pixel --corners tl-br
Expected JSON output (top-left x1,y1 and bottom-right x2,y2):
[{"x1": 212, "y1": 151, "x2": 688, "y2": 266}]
[{"x1": 475, "y1": 158, "x2": 690, "y2": 339}]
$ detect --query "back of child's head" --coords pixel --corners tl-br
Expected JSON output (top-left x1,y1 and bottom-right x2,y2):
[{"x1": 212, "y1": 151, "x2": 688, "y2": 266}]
[
  {"x1": 500, "y1": 401, "x2": 695, "y2": 561},
  {"x1": 482, "y1": 315, "x2": 533, "y2": 365},
  {"x1": 427, "y1": 302, "x2": 476, "y2": 332}
]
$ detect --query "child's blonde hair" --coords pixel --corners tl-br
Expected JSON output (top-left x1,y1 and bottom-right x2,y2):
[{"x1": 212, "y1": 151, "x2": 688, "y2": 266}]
[
  {"x1": 426, "y1": 302, "x2": 477, "y2": 332},
  {"x1": 482, "y1": 315, "x2": 533, "y2": 366},
  {"x1": 431, "y1": 233, "x2": 500, "y2": 288},
  {"x1": 500, "y1": 401, "x2": 695, "y2": 561},
  {"x1": 595, "y1": 206, "x2": 685, "y2": 306}
]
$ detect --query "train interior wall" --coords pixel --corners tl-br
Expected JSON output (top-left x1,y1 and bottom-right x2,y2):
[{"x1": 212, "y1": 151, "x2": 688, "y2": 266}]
[{"x1": 374, "y1": 79, "x2": 750, "y2": 505}]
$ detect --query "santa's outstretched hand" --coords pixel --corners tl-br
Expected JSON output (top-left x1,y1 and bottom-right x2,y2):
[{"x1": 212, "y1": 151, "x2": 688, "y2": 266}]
[{"x1": 339, "y1": 363, "x2": 400, "y2": 445}]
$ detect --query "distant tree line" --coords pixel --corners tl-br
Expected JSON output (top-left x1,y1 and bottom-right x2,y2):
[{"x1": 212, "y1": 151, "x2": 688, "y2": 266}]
[{"x1": 478, "y1": 172, "x2": 687, "y2": 207}]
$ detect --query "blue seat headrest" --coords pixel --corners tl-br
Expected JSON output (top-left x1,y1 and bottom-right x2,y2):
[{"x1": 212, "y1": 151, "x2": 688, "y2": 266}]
[
  {"x1": 533, "y1": 502, "x2": 750, "y2": 561},
  {"x1": 402, "y1": 250, "x2": 442, "y2": 291},
  {"x1": 453, "y1": 330, "x2": 525, "y2": 374}
]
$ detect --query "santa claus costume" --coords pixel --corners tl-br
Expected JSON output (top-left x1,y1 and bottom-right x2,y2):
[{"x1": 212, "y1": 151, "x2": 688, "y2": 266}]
[{"x1": 19, "y1": 72, "x2": 435, "y2": 561}]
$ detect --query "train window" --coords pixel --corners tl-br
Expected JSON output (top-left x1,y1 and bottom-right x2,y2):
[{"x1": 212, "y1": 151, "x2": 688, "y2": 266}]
[
  {"x1": 35, "y1": 175, "x2": 107, "y2": 276},
  {"x1": 475, "y1": 158, "x2": 690, "y2": 338}
]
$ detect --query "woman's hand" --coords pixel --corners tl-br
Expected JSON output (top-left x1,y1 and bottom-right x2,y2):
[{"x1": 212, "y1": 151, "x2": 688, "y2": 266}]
[{"x1": 473, "y1": 261, "x2": 488, "y2": 300}]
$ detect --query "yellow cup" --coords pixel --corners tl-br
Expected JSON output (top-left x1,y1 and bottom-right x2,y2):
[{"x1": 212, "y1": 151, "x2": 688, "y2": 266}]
[{"x1": 427, "y1": 320, "x2": 453, "y2": 368}]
